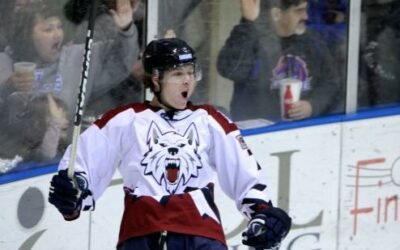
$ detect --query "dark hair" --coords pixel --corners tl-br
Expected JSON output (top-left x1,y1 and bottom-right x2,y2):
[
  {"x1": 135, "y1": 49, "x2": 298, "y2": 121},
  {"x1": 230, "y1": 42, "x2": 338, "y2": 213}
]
[
  {"x1": 9, "y1": 2, "x2": 63, "y2": 62},
  {"x1": 63, "y1": 0, "x2": 115, "y2": 24},
  {"x1": 263, "y1": 0, "x2": 308, "y2": 11},
  {"x1": 257, "y1": 0, "x2": 308, "y2": 31}
]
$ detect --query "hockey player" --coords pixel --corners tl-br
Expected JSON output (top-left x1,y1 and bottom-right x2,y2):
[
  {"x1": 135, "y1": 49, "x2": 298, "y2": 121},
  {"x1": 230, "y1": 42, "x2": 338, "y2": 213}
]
[{"x1": 48, "y1": 38, "x2": 291, "y2": 250}]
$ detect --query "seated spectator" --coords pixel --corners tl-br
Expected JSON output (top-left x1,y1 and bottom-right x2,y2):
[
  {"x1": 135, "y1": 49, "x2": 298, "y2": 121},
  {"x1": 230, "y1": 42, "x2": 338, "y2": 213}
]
[
  {"x1": 0, "y1": 92, "x2": 69, "y2": 173},
  {"x1": 217, "y1": 0, "x2": 342, "y2": 122},
  {"x1": 0, "y1": 1, "x2": 140, "y2": 126}
]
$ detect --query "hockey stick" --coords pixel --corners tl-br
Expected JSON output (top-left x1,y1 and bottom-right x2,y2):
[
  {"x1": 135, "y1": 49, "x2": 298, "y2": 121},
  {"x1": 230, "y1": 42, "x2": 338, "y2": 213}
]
[{"x1": 67, "y1": 0, "x2": 98, "y2": 180}]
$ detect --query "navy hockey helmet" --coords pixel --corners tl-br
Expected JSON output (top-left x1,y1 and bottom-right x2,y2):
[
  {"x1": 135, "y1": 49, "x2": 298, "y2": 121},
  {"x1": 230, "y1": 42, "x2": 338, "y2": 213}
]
[{"x1": 143, "y1": 38, "x2": 197, "y2": 74}]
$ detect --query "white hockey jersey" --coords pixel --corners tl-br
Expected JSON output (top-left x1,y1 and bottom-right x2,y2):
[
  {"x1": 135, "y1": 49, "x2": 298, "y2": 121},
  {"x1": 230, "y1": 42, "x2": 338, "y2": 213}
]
[{"x1": 58, "y1": 101, "x2": 271, "y2": 246}]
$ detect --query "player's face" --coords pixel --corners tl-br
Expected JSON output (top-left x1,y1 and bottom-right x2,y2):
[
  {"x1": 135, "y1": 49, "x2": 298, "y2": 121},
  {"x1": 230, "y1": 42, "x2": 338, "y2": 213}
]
[
  {"x1": 275, "y1": 2, "x2": 308, "y2": 37},
  {"x1": 32, "y1": 16, "x2": 64, "y2": 63},
  {"x1": 160, "y1": 64, "x2": 197, "y2": 110}
]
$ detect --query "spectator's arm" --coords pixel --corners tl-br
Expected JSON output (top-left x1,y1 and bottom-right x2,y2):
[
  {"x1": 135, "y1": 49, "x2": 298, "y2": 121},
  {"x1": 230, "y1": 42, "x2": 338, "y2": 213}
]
[
  {"x1": 35, "y1": 117, "x2": 63, "y2": 161},
  {"x1": 217, "y1": 20, "x2": 260, "y2": 82}
]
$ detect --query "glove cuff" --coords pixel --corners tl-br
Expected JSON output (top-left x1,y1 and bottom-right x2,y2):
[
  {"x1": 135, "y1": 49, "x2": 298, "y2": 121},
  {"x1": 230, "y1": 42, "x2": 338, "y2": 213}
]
[
  {"x1": 63, "y1": 208, "x2": 81, "y2": 221},
  {"x1": 254, "y1": 202, "x2": 272, "y2": 214},
  {"x1": 250, "y1": 200, "x2": 273, "y2": 217},
  {"x1": 257, "y1": 207, "x2": 292, "y2": 233}
]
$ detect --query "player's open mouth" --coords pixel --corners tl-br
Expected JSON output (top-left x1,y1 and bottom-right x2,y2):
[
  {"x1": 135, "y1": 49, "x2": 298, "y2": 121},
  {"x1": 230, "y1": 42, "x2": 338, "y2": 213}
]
[
  {"x1": 166, "y1": 158, "x2": 180, "y2": 183},
  {"x1": 182, "y1": 91, "x2": 188, "y2": 98}
]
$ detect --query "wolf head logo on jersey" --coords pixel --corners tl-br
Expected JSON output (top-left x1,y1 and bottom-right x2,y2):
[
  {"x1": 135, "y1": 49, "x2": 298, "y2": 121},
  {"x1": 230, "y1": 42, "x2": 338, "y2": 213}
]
[{"x1": 141, "y1": 122, "x2": 202, "y2": 194}]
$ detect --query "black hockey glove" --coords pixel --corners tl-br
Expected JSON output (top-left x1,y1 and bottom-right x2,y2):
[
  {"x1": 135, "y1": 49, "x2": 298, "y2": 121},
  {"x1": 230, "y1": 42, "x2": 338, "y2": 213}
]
[
  {"x1": 48, "y1": 169, "x2": 91, "y2": 221},
  {"x1": 242, "y1": 207, "x2": 292, "y2": 250}
]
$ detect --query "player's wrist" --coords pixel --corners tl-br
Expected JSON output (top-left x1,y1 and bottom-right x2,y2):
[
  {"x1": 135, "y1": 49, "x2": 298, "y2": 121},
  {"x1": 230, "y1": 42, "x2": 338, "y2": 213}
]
[{"x1": 252, "y1": 201, "x2": 273, "y2": 216}]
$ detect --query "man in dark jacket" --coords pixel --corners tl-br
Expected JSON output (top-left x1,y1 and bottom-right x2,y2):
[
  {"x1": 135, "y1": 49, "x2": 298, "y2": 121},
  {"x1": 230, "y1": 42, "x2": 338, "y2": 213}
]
[{"x1": 218, "y1": 0, "x2": 343, "y2": 121}]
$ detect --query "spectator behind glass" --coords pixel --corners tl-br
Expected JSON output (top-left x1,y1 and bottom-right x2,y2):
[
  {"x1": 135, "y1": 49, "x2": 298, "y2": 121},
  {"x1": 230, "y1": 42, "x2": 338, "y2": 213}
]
[
  {"x1": 358, "y1": 0, "x2": 400, "y2": 107},
  {"x1": 217, "y1": 0, "x2": 342, "y2": 122},
  {"x1": 0, "y1": 1, "x2": 140, "y2": 126},
  {"x1": 64, "y1": 0, "x2": 145, "y2": 116},
  {"x1": 307, "y1": 0, "x2": 347, "y2": 86},
  {"x1": 0, "y1": 92, "x2": 69, "y2": 174},
  {"x1": 0, "y1": 0, "x2": 45, "y2": 49}
]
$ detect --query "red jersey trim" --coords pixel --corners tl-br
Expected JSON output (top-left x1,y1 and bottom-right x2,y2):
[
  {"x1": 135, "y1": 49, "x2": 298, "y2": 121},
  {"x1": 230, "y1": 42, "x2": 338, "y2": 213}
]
[
  {"x1": 94, "y1": 102, "x2": 154, "y2": 129},
  {"x1": 118, "y1": 194, "x2": 226, "y2": 247},
  {"x1": 188, "y1": 103, "x2": 238, "y2": 134}
]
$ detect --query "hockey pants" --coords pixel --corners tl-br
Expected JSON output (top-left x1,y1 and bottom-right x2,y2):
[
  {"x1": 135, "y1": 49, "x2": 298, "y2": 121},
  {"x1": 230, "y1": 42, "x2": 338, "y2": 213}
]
[{"x1": 117, "y1": 231, "x2": 227, "y2": 250}]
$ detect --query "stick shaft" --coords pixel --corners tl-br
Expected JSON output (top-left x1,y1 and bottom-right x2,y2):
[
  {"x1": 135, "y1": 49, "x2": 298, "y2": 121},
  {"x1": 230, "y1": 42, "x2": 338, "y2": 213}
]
[
  {"x1": 67, "y1": 124, "x2": 82, "y2": 178},
  {"x1": 67, "y1": 0, "x2": 98, "y2": 179}
]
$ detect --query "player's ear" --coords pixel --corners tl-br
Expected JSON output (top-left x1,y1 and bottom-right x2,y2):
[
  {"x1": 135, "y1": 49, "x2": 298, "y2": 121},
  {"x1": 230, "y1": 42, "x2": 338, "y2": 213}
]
[{"x1": 152, "y1": 73, "x2": 161, "y2": 92}]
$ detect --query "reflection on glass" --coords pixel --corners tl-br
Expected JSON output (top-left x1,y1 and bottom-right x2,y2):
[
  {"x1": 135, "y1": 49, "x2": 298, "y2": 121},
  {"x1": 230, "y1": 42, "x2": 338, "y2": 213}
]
[
  {"x1": 0, "y1": 0, "x2": 143, "y2": 174},
  {"x1": 358, "y1": 0, "x2": 400, "y2": 108},
  {"x1": 0, "y1": 0, "x2": 356, "y2": 174}
]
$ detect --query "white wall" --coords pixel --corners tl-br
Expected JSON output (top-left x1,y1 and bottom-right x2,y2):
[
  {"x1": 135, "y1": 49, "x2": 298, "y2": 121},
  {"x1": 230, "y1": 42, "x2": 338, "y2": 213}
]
[{"x1": 1, "y1": 115, "x2": 400, "y2": 250}]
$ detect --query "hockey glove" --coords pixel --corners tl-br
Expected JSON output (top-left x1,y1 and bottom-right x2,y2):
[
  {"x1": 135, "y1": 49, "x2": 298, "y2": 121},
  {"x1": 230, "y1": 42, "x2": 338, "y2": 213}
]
[
  {"x1": 48, "y1": 169, "x2": 91, "y2": 221},
  {"x1": 242, "y1": 207, "x2": 292, "y2": 250}
]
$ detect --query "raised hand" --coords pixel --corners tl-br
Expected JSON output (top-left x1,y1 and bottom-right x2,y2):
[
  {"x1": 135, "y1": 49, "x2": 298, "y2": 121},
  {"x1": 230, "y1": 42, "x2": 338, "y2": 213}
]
[
  {"x1": 240, "y1": 0, "x2": 261, "y2": 21},
  {"x1": 110, "y1": 0, "x2": 134, "y2": 29}
]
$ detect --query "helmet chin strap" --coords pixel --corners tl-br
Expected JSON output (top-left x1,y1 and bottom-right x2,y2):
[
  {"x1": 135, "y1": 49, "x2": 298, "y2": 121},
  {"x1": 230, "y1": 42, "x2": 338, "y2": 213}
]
[
  {"x1": 151, "y1": 72, "x2": 177, "y2": 115},
  {"x1": 154, "y1": 89, "x2": 179, "y2": 120}
]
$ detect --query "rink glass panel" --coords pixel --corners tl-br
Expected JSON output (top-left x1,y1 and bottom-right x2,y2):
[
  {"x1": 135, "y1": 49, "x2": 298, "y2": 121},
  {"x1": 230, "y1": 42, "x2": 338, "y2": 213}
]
[{"x1": 2, "y1": 0, "x2": 400, "y2": 175}]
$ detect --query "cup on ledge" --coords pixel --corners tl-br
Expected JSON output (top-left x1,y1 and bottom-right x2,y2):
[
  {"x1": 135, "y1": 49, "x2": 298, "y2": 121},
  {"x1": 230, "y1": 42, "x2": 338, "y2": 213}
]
[{"x1": 279, "y1": 78, "x2": 302, "y2": 120}]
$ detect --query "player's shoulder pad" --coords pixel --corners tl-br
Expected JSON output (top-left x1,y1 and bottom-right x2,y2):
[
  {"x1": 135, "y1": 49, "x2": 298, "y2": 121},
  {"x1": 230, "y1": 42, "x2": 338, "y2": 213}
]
[
  {"x1": 193, "y1": 104, "x2": 238, "y2": 134},
  {"x1": 94, "y1": 102, "x2": 148, "y2": 129}
]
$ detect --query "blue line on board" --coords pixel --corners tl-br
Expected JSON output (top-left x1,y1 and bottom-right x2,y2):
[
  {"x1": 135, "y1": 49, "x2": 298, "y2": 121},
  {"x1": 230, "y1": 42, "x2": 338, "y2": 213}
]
[{"x1": 1, "y1": 105, "x2": 399, "y2": 185}]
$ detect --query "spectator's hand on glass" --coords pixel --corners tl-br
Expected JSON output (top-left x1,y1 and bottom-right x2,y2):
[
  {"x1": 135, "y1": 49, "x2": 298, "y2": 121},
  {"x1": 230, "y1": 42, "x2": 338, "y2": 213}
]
[
  {"x1": 110, "y1": 0, "x2": 135, "y2": 29},
  {"x1": 240, "y1": 0, "x2": 260, "y2": 21},
  {"x1": 288, "y1": 100, "x2": 312, "y2": 120},
  {"x1": 9, "y1": 71, "x2": 34, "y2": 92}
]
